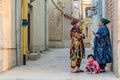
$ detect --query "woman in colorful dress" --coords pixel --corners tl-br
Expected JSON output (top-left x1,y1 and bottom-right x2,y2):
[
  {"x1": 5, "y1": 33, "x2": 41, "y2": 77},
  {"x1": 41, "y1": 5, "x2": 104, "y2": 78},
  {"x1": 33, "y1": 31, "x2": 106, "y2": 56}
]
[
  {"x1": 70, "y1": 18, "x2": 85, "y2": 73},
  {"x1": 93, "y1": 18, "x2": 113, "y2": 72}
]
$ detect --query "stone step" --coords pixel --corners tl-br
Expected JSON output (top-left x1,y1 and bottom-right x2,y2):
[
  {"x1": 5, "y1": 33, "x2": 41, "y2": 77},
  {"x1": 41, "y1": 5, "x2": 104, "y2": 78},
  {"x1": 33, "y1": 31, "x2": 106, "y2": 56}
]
[{"x1": 28, "y1": 53, "x2": 41, "y2": 60}]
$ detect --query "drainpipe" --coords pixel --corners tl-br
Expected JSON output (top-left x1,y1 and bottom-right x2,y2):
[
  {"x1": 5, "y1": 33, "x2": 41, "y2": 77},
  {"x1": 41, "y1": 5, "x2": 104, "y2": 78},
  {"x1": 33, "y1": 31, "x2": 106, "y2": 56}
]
[
  {"x1": 51, "y1": 0, "x2": 74, "y2": 19},
  {"x1": 45, "y1": 0, "x2": 48, "y2": 50},
  {"x1": 62, "y1": 0, "x2": 64, "y2": 48},
  {"x1": 22, "y1": 0, "x2": 28, "y2": 65},
  {"x1": 15, "y1": 0, "x2": 21, "y2": 66}
]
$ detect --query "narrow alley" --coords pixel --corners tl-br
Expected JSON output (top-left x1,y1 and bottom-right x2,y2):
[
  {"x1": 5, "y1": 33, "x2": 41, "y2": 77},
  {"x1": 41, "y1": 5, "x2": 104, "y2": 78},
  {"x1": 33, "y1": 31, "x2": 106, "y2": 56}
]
[
  {"x1": 0, "y1": 48, "x2": 118, "y2": 80},
  {"x1": 1, "y1": 0, "x2": 120, "y2": 79}
]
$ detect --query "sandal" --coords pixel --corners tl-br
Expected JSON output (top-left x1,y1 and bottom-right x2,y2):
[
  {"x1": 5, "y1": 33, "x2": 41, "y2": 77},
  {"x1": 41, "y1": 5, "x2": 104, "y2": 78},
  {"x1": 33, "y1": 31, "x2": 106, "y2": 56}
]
[
  {"x1": 71, "y1": 70, "x2": 84, "y2": 73},
  {"x1": 76, "y1": 70, "x2": 84, "y2": 72},
  {"x1": 100, "y1": 69, "x2": 106, "y2": 73}
]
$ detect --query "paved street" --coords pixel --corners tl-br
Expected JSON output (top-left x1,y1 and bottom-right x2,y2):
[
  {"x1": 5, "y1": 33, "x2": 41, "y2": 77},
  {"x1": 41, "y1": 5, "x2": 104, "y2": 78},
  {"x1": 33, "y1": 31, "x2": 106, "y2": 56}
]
[{"x1": 0, "y1": 48, "x2": 119, "y2": 80}]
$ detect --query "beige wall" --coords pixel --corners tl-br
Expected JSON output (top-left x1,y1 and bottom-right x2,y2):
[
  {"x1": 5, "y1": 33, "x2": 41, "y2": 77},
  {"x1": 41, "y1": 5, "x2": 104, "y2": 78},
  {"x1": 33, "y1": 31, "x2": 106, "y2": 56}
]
[
  {"x1": 0, "y1": 0, "x2": 16, "y2": 72},
  {"x1": 0, "y1": 0, "x2": 48, "y2": 72},
  {"x1": 30, "y1": 0, "x2": 47, "y2": 52},
  {"x1": 82, "y1": 21, "x2": 92, "y2": 48},
  {"x1": 49, "y1": 0, "x2": 80, "y2": 48},
  {"x1": 19, "y1": 0, "x2": 48, "y2": 52},
  {"x1": 63, "y1": 17, "x2": 72, "y2": 48},
  {"x1": 48, "y1": 0, "x2": 64, "y2": 48},
  {"x1": 106, "y1": 0, "x2": 120, "y2": 77},
  {"x1": 113, "y1": 0, "x2": 120, "y2": 77},
  {"x1": 64, "y1": 0, "x2": 74, "y2": 48},
  {"x1": 16, "y1": 0, "x2": 48, "y2": 53}
]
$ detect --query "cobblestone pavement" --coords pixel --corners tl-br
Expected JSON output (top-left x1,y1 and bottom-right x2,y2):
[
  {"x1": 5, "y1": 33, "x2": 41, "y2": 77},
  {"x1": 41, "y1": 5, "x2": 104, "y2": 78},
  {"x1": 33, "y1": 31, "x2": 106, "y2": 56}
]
[{"x1": 0, "y1": 48, "x2": 119, "y2": 80}]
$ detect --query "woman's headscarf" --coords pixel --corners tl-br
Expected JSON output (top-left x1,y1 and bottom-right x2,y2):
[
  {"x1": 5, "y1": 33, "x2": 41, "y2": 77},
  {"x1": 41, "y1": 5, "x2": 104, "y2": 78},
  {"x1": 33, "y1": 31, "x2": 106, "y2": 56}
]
[
  {"x1": 71, "y1": 18, "x2": 79, "y2": 25},
  {"x1": 100, "y1": 18, "x2": 110, "y2": 25}
]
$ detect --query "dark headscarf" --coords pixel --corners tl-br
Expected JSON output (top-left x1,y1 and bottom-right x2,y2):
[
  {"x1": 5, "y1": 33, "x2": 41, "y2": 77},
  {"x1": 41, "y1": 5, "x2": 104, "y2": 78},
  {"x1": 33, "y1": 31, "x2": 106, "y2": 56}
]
[
  {"x1": 100, "y1": 18, "x2": 110, "y2": 25},
  {"x1": 71, "y1": 18, "x2": 79, "y2": 25}
]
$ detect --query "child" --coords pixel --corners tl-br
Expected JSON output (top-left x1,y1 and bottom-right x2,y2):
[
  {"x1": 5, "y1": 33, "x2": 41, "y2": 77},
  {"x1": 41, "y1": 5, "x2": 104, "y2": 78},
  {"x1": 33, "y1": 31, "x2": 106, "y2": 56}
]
[{"x1": 86, "y1": 54, "x2": 100, "y2": 74}]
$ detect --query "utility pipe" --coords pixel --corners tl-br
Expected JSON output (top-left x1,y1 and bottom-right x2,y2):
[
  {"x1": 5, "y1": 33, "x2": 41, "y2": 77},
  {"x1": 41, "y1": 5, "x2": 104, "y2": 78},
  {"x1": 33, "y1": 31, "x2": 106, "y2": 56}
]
[
  {"x1": 15, "y1": 0, "x2": 21, "y2": 66},
  {"x1": 51, "y1": 0, "x2": 75, "y2": 19},
  {"x1": 22, "y1": 0, "x2": 28, "y2": 65},
  {"x1": 62, "y1": 0, "x2": 64, "y2": 47},
  {"x1": 45, "y1": 0, "x2": 48, "y2": 50}
]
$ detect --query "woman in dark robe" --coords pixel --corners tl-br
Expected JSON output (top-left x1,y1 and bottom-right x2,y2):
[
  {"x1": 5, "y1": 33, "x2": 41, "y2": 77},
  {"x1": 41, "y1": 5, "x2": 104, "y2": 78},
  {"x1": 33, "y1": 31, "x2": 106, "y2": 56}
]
[{"x1": 93, "y1": 18, "x2": 113, "y2": 72}]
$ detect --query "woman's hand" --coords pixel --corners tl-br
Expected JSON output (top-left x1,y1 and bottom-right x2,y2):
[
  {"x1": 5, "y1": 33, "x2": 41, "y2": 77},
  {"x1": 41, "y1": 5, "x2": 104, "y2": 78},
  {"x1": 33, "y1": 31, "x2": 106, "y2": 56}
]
[
  {"x1": 80, "y1": 33, "x2": 85, "y2": 39},
  {"x1": 80, "y1": 34, "x2": 83, "y2": 37},
  {"x1": 92, "y1": 31, "x2": 96, "y2": 36},
  {"x1": 80, "y1": 33, "x2": 84, "y2": 37}
]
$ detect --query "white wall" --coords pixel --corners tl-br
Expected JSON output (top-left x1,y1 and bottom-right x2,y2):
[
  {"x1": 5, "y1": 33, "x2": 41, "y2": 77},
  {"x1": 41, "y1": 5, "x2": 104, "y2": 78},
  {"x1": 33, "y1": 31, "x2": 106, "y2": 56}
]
[
  {"x1": 31, "y1": 0, "x2": 45, "y2": 52},
  {"x1": 91, "y1": 15, "x2": 99, "y2": 48},
  {"x1": 102, "y1": 0, "x2": 106, "y2": 18},
  {"x1": 27, "y1": 0, "x2": 48, "y2": 52},
  {"x1": 72, "y1": 1, "x2": 80, "y2": 19}
]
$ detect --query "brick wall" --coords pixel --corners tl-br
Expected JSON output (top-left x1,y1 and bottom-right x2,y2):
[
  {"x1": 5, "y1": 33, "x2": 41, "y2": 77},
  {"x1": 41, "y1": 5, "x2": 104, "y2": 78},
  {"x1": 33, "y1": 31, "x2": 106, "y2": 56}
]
[
  {"x1": 48, "y1": 0, "x2": 71, "y2": 48},
  {"x1": 106, "y1": 0, "x2": 120, "y2": 77},
  {"x1": 48, "y1": 0, "x2": 63, "y2": 47},
  {"x1": 115, "y1": 0, "x2": 120, "y2": 77},
  {"x1": 48, "y1": 0, "x2": 80, "y2": 48}
]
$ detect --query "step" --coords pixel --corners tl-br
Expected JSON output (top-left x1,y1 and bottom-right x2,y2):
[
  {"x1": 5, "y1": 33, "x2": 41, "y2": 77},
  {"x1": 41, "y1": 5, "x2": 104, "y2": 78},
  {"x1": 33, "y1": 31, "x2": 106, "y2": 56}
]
[{"x1": 28, "y1": 53, "x2": 41, "y2": 60}]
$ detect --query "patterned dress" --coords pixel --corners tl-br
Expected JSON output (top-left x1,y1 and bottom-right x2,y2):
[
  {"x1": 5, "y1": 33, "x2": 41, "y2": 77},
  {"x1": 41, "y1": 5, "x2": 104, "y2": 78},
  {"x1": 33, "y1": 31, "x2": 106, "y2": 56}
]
[
  {"x1": 94, "y1": 25, "x2": 113, "y2": 69},
  {"x1": 70, "y1": 26, "x2": 85, "y2": 68}
]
